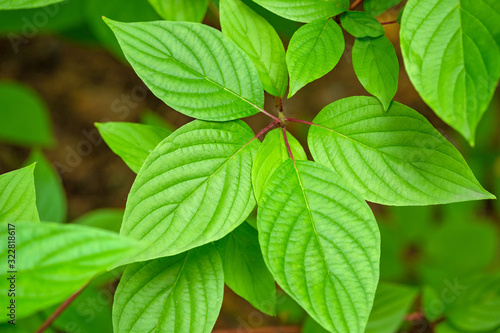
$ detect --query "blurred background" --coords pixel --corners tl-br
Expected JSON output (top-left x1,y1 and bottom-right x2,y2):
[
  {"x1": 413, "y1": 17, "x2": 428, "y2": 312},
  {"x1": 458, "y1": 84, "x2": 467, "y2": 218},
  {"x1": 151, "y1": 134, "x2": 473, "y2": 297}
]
[{"x1": 0, "y1": 0, "x2": 499, "y2": 332}]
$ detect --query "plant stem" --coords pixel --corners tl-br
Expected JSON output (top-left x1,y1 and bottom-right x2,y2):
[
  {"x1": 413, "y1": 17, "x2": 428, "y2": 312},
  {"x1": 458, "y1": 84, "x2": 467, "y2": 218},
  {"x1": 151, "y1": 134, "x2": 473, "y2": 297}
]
[
  {"x1": 285, "y1": 118, "x2": 315, "y2": 126},
  {"x1": 260, "y1": 108, "x2": 281, "y2": 122},
  {"x1": 255, "y1": 120, "x2": 280, "y2": 140},
  {"x1": 381, "y1": 20, "x2": 398, "y2": 25},
  {"x1": 213, "y1": 326, "x2": 301, "y2": 333},
  {"x1": 282, "y1": 127, "x2": 295, "y2": 163},
  {"x1": 35, "y1": 280, "x2": 91, "y2": 333},
  {"x1": 350, "y1": 0, "x2": 363, "y2": 10}
]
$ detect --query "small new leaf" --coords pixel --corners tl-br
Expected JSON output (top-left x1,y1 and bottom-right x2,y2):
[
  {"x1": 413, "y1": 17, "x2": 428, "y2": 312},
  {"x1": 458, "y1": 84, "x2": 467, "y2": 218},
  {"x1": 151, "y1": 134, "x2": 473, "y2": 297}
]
[
  {"x1": 221, "y1": 0, "x2": 288, "y2": 97},
  {"x1": 113, "y1": 244, "x2": 224, "y2": 333},
  {"x1": 287, "y1": 18, "x2": 345, "y2": 97},
  {"x1": 96, "y1": 122, "x2": 172, "y2": 173},
  {"x1": 0, "y1": 164, "x2": 39, "y2": 223},
  {"x1": 216, "y1": 223, "x2": 276, "y2": 315},
  {"x1": 147, "y1": 0, "x2": 209, "y2": 22},
  {"x1": 252, "y1": 0, "x2": 349, "y2": 23},
  {"x1": 340, "y1": 11, "x2": 385, "y2": 38},
  {"x1": 105, "y1": 18, "x2": 264, "y2": 121},
  {"x1": 252, "y1": 128, "x2": 307, "y2": 202},
  {"x1": 308, "y1": 96, "x2": 495, "y2": 206},
  {"x1": 121, "y1": 120, "x2": 259, "y2": 263},
  {"x1": 352, "y1": 36, "x2": 398, "y2": 110},
  {"x1": 258, "y1": 160, "x2": 380, "y2": 333}
]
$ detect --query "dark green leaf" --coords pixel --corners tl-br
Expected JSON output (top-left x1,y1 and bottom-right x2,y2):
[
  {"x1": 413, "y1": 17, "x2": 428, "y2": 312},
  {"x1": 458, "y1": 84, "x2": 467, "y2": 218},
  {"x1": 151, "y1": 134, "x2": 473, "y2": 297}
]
[
  {"x1": 258, "y1": 160, "x2": 380, "y2": 333},
  {"x1": 105, "y1": 19, "x2": 264, "y2": 121},
  {"x1": 121, "y1": 120, "x2": 259, "y2": 263},
  {"x1": 25, "y1": 150, "x2": 67, "y2": 223},
  {"x1": 73, "y1": 208, "x2": 124, "y2": 233},
  {"x1": 400, "y1": 0, "x2": 500, "y2": 145},
  {"x1": 340, "y1": 11, "x2": 385, "y2": 38},
  {"x1": 422, "y1": 285, "x2": 445, "y2": 322},
  {"x1": 0, "y1": 0, "x2": 64, "y2": 10},
  {"x1": 216, "y1": 223, "x2": 276, "y2": 315},
  {"x1": 0, "y1": 164, "x2": 39, "y2": 223},
  {"x1": 352, "y1": 36, "x2": 398, "y2": 110},
  {"x1": 113, "y1": 244, "x2": 223, "y2": 333},
  {"x1": 221, "y1": 0, "x2": 288, "y2": 97},
  {"x1": 96, "y1": 122, "x2": 172, "y2": 173},
  {"x1": 308, "y1": 96, "x2": 495, "y2": 205},
  {"x1": 364, "y1": 0, "x2": 402, "y2": 17},
  {"x1": 0, "y1": 82, "x2": 54, "y2": 147},
  {"x1": 287, "y1": 18, "x2": 344, "y2": 97}
]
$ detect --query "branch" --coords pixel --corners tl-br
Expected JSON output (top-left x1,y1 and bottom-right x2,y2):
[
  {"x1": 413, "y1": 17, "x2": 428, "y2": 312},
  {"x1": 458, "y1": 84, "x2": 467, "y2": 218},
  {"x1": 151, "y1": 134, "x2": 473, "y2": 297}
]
[
  {"x1": 282, "y1": 127, "x2": 295, "y2": 163},
  {"x1": 350, "y1": 0, "x2": 363, "y2": 10},
  {"x1": 213, "y1": 326, "x2": 301, "y2": 333},
  {"x1": 35, "y1": 281, "x2": 92, "y2": 333}
]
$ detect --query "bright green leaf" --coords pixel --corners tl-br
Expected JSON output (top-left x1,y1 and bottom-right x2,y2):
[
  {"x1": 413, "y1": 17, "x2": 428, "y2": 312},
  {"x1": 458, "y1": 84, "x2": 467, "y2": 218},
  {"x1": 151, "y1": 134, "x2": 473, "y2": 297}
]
[
  {"x1": 121, "y1": 120, "x2": 259, "y2": 263},
  {"x1": 0, "y1": 82, "x2": 54, "y2": 147},
  {"x1": 364, "y1": 0, "x2": 402, "y2": 17},
  {"x1": 308, "y1": 96, "x2": 495, "y2": 206},
  {"x1": 352, "y1": 36, "x2": 398, "y2": 110},
  {"x1": 96, "y1": 122, "x2": 172, "y2": 173},
  {"x1": 446, "y1": 274, "x2": 500, "y2": 332},
  {"x1": 340, "y1": 11, "x2": 385, "y2": 38},
  {"x1": 147, "y1": 0, "x2": 209, "y2": 22},
  {"x1": 365, "y1": 282, "x2": 418, "y2": 333},
  {"x1": 287, "y1": 18, "x2": 344, "y2": 97},
  {"x1": 0, "y1": 164, "x2": 39, "y2": 223},
  {"x1": 0, "y1": 0, "x2": 64, "y2": 10},
  {"x1": 25, "y1": 150, "x2": 67, "y2": 223},
  {"x1": 0, "y1": 221, "x2": 140, "y2": 320},
  {"x1": 252, "y1": 0, "x2": 349, "y2": 23},
  {"x1": 400, "y1": 0, "x2": 500, "y2": 145},
  {"x1": 73, "y1": 208, "x2": 124, "y2": 233},
  {"x1": 105, "y1": 19, "x2": 264, "y2": 121},
  {"x1": 258, "y1": 160, "x2": 380, "y2": 333},
  {"x1": 221, "y1": 0, "x2": 288, "y2": 97},
  {"x1": 216, "y1": 223, "x2": 276, "y2": 315},
  {"x1": 85, "y1": 0, "x2": 160, "y2": 57},
  {"x1": 113, "y1": 244, "x2": 223, "y2": 333},
  {"x1": 252, "y1": 128, "x2": 307, "y2": 202}
]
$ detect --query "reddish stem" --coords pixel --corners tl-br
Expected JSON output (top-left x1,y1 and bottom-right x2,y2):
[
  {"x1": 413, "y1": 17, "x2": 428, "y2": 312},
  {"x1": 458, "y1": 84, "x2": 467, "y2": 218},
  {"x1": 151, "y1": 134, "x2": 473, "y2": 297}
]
[
  {"x1": 282, "y1": 127, "x2": 295, "y2": 163},
  {"x1": 405, "y1": 311, "x2": 426, "y2": 322},
  {"x1": 260, "y1": 108, "x2": 281, "y2": 122},
  {"x1": 35, "y1": 281, "x2": 91, "y2": 333},
  {"x1": 255, "y1": 120, "x2": 280, "y2": 140},
  {"x1": 350, "y1": 0, "x2": 363, "y2": 10},
  {"x1": 381, "y1": 20, "x2": 398, "y2": 25},
  {"x1": 285, "y1": 118, "x2": 315, "y2": 126},
  {"x1": 213, "y1": 326, "x2": 301, "y2": 333}
]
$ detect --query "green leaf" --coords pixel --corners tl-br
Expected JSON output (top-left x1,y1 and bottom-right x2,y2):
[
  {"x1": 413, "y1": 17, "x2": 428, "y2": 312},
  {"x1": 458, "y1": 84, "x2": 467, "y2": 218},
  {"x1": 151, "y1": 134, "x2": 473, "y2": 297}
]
[
  {"x1": 96, "y1": 122, "x2": 172, "y2": 173},
  {"x1": 147, "y1": 0, "x2": 209, "y2": 22},
  {"x1": 140, "y1": 110, "x2": 175, "y2": 132},
  {"x1": 302, "y1": 316, "x2": 329, "y2": 333},
  {"x1": 105, "y1": 19, "x2": 264, "y2": 121},
  {"x1": 73, "y1": 208, "x2": 124, "y2": 233},
  {"x1": 252, "y1": 0, "x2": 349, "y2": 23},
  {"x1": 308, "y1": 96, "x2": 495, "y2": 206},
  {"x1": 25, "y1": 150, "x2": 67, "y2": 223},
  {"x1": 0, "y1": 82, "x2": 54, "y2": 147},
  {"x1": 446, "y1": 274, "x2": 500, "y2": 332},
  {"x1": 113, "y1": 244, "x2": 223, "y2": 333},
  {"x1": 221, "y1": 0, "x2": 288, "y2": 97},
  {"x1": 252, "y1": 128, "x2": 307, "y2": 202},
  {"x1": 121, "y1": 120, "x2": 259, "y2": 263},
  {"x1": 340, "y1": 11, "x2": 385, "y2": 38},
  {"x1": 0, "y1": 164, "x2": 39, "y2": 223},
  {"x1": 258, "y1": 159, "x2": 380, "y2": 333},
  {"x1": 0, "y1": 0, "x2": 64, "y2": 10},
  {"x1": 286, "y1": 18, "x2": 345, "y2": 97},
  {"x1": 365, "y1": 282, "x2": 418, "y2": 333},
  {"x1": 364, "y1": 0, "x2": 402, "y2": 17},
  {"x1": 85, "y1": 0, "x2": 160, "y2": 57},
  {"x1": 352, "y1": 36, "x2": 398, "y2": 110},
  {"x1": 400, "y1": 0, "x2": 500, "y2": 146},
  {"x1": 0, "y1": 221, "x2": 139, "y2": 320},
  {"x1": 422, "y1": 285, "x2": 444, "y2": 322},
  {"x1": 215, "y1": 223, "x2": 276, "y2": 315}
]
